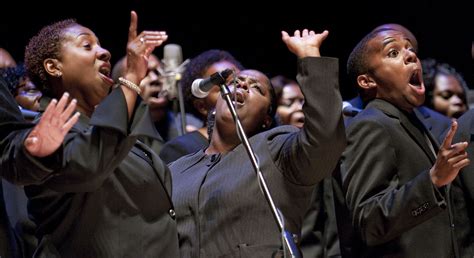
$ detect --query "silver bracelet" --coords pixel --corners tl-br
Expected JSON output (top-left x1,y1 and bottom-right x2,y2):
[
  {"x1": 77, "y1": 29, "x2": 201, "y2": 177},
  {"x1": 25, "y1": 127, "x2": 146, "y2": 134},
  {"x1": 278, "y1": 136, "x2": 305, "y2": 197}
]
[{"x1": 118, "y1": 77, "x2": 141, "y2": 95}]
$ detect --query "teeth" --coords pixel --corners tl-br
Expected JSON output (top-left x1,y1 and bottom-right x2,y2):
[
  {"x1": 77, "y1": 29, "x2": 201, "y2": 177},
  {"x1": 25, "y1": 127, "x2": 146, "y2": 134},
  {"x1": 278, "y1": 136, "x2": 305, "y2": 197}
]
[{"x1": 99, "y1": 67, "x2": 110, "y2": 77}]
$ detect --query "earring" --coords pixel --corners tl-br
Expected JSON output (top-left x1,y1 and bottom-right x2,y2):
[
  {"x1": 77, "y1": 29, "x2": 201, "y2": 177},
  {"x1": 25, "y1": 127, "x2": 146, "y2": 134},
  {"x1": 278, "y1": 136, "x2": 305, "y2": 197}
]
[{"x1": 262, "y1": 124, "x2": 267, "y2": 129}]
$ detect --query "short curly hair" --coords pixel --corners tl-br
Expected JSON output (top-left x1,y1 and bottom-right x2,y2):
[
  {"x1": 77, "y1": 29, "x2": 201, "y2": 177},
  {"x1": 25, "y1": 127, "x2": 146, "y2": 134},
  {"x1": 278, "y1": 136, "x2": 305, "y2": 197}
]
[
  {"x1": 347, "y1": 28, "x2": 394, "y2": 102},
  {"x1": 180, "y1": 49, "x2": 244, "y2": 120},
  {"x1": 24, "y1": 19, "x2": 77, "y2": 95}
]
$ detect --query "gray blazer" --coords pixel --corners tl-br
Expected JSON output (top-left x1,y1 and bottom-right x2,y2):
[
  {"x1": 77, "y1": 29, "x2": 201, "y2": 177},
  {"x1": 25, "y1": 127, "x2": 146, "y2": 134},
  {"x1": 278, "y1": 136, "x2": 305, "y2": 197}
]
[{"x1": 169, "y1": 57, "x2": 346, "y2": 257}]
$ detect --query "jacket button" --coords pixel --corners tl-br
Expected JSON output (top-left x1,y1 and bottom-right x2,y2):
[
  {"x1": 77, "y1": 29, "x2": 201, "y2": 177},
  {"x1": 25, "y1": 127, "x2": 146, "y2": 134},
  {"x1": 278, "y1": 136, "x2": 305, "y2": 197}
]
[{"x1": 169, "y1": 209, "x2": 176, "y2": 219}]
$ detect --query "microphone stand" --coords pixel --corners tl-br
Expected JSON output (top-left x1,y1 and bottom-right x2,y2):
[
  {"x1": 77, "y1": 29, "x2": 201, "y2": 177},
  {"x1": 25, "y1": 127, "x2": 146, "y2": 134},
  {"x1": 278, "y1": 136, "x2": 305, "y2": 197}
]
[
  {"x1": 177, "y1": 80, "x2": 186, "y2": 135},
  {"x1": 219, "y1": 83, "x2": 301, "y2": 258},
  {"x1": 159, "y1": 59, "x2": 189, "y2": 135}
]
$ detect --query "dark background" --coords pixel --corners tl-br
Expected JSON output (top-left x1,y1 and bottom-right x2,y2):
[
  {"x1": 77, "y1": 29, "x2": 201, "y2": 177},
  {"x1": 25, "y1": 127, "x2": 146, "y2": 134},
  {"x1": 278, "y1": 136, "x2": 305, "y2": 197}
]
[{"x1": 1, "y1": 0, "x2": 472, "y2": 100}]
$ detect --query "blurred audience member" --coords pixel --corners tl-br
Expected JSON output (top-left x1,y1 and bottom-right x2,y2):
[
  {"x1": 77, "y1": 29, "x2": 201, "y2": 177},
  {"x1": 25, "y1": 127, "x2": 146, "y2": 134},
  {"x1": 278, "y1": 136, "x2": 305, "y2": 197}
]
[
  {"x1": 422, "y1": 58, "x2": 469, "y2": 118},
  {"x1": 159, "y1": 49, "x2": 244, "y2": 164},
  {"x1": 0, "y1": 48, "x2": 16, "y2": 68},
  {"x1": 1, "y1": 65, "x2": 42, "y2": 112},
  {"x1": 271, "y1": 75, "x2": 305, "y2": 128}
]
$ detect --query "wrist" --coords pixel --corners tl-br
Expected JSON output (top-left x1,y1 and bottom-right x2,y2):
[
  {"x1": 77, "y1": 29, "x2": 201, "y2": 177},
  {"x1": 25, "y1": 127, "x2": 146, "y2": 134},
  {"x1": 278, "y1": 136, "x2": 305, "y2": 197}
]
[{"x1": 118, "y1": 77, "x2": 141, "y2": 95}]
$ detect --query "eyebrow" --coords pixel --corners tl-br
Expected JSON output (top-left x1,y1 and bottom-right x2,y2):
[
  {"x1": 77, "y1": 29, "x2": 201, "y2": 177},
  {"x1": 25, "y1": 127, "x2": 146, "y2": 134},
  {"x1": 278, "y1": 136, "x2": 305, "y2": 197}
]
[
  {"x1": 77, "y1": 32, "x2": 101, "y2": 45},
  {"x1": 382, "y1": 37, "x2": 396, "y2": 48},
  {"x1": 77, "y1": 32, "x2": 91, "y2": 38}
]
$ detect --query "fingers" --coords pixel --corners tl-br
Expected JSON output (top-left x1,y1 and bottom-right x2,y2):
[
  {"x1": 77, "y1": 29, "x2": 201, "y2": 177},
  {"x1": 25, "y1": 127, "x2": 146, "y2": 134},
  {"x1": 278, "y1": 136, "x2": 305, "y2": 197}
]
[
  {"x1": 442, "y1": 120, "x2": 458, "y2": 149},
  {"x1": 319, "y1": 30, "x2": 329, "y2": 42},
  {"x1": 40, "y1": 98, "x2": 57, "y2": 125},
  {"x1": 453, "y1": 156, "x2": 470, "y2": 169},
  {"x1": 281, "y1": 31, "x2": 290, "y2": 42},
  {"x1": 53, "y1": 92, "x2": 70, "y2": 119},
  {"x1": 294, "y1": 30, "x2": 301, "y2": 37},
  {"x1": 302, "y1": 29, "x2": 309, "y2": 37},
  {"x1": 449, "y1": 151, "x2": 469, "y2": 167},
  {"x1": 59, "y1": 98, "x2": 77, "y2": 122},
  {"x1": 62, "y1": 112, "x2": 80, "y2": 133},
  {"x1": 128, "y1": 10, "x2": 138, "y2": 43},
  {"x1": 138, "y1": 31, "x2": 168, "y2": 54}
]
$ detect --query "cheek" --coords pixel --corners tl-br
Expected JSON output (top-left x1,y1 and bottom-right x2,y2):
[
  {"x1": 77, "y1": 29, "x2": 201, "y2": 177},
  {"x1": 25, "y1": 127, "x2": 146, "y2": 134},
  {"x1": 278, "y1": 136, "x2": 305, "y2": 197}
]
[
  {"x1": 205, "y1": 90, "x2": 220, "y2": 108},
  {"x1": 277, "y1": 106, "x2": 291, "y2": 117},
  {"x1": 433, "y1": 97, "x2": 449, "y2": 109}
]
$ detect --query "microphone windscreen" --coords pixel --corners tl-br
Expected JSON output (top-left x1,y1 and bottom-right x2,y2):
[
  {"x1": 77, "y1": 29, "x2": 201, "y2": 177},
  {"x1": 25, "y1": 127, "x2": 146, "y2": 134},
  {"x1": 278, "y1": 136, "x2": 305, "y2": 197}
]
[{"x1": 163, "y1": 44, "x2": 183, "y2": 70}]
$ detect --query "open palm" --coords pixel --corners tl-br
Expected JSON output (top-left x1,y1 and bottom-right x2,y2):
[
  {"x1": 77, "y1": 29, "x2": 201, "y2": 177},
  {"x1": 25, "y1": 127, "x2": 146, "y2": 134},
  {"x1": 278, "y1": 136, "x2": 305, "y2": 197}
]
[{"x1": 25, "y1": 93, "x2": 80, "y2": 157}]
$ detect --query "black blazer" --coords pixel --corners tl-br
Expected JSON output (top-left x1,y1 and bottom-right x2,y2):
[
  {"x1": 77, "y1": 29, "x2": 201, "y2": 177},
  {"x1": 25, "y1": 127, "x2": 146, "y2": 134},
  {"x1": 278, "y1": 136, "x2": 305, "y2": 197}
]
[
  {"x1": 450, "y1": 109, "x2": 474, "y2": 257},
  {"x1": 342, "y1": 99, "x2": 457, "y2": 257},
  {"x1": 24, "y1": 88, "x2": 180, "y2": 257}
]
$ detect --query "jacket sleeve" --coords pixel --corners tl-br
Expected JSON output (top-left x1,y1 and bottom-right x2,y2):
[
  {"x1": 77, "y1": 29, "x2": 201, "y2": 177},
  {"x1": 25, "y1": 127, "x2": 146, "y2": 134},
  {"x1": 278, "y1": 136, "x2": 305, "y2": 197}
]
[
  {"x1": 39, "y1": 88, "x2": 147, "y2": 192},
  {"x1": 0, "y1": 129, "x2": 64, "y2": 185},
  {"x1": 272, "y1": 57, "x2": 346, "y2": 185}
]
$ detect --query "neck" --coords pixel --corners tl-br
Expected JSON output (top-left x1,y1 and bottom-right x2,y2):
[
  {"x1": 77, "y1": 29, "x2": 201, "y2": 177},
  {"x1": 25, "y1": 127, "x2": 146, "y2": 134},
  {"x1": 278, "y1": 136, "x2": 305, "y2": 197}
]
[
  {"x1": 75, "y1": 101, "x2": 94, "y2": 117},
  {"x1": 205, "y1": 129, "x2": 240, "y2": 155}
]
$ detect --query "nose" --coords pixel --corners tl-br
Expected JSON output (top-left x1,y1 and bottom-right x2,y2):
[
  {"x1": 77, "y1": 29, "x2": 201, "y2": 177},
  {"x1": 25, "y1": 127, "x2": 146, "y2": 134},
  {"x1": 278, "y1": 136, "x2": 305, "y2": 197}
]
[
  {"x1": 450, "y1": 94, "x2": 465, "y2": 105},
  {"x1": 236, "y1": 80, "x2": 249, "y2": 91},
  {"x1": 97, "y1": 46, "x2": 111, "y2": 62},
  {"x1": 294, "y1": 99, "x2": 304, "y2": 109},
  {"x1": 404, "y1": 48, "x2": 417, "y2": 64}
]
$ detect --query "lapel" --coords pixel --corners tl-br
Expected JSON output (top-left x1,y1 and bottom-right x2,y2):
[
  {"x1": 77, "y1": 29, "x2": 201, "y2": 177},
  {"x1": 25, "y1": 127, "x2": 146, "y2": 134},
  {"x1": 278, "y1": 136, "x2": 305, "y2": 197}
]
[
  {"x1": 414, "y1": 107, "x2": 432, "y2": 131},
  {"x1": 135, "y1": 140, "x2": 174, "y2": 208},
  {"x1": 414, "y1": 106, "x2": 443, "y2": 149},
  {"x1": 368, "y1": 99, "x2": 437, "y2": 163}
]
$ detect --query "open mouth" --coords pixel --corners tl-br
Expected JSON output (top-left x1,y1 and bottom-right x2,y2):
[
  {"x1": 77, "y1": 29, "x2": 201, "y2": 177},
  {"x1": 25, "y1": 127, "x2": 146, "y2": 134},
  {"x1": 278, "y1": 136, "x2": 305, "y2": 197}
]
[
  {"x1": 409, "y1": 69, "x2": 422, "y2": 88},
  {"x1": 98, "y1": 65, "x2": 114, "y2": 85},
  {"x1": 290, "y1": 111, "x2": 305, "y2": 127},
  {"x1": 232, "y1": 91, "x2": 245, "y2": 106}
]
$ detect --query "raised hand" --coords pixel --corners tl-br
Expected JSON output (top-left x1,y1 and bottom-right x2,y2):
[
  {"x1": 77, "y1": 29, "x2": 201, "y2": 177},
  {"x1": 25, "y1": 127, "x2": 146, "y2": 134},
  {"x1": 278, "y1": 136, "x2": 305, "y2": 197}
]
[
  {"x1": 125, "y1": 10, "x2": 168, "y2": 84},
  {"x1": 25, "y1": 92, "x2": 80, "y2": 157},
  {"x1": 281, "y1": 29, "x2": 329, "y2": 58},
  {"x1": 430, "y1": 120, "x2": 470, "y2": 187}
]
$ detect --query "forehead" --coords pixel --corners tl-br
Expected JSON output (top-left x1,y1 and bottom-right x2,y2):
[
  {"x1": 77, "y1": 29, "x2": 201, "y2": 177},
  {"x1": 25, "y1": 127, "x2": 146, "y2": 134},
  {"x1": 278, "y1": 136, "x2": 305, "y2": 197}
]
[
  {"x1": 375, "y1": 25, "x2": 417, "y2": 45},
  {"x1": 435, "y1": 74, "x2": 463, "y2": 89},
  {"x1": 205, "y1": 61, "x2": 239, "y2": 77},
  {"x1": 238, "y1": 70, "x2": 269, "y2": 83},
  {"x1": 368, "y1": 29, "x2": 412, "y2": 51},
  {"x1": 62, "y1": 24, "x2": 96, "y2": 41},
  {"x1": 282, "y1": 84, "x2": 302, "y2": 97}
]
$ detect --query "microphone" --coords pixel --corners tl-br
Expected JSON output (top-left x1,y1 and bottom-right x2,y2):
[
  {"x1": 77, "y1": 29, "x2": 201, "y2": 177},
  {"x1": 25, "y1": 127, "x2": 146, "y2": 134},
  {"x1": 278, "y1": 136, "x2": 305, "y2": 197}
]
[
  {"x1": 191, "y1": 69, "x2": 234, "y2": 98},
  {"x1": 342, "y1": 101, "x2": 362, "y2": 117},
  {"x1": 159, "y1": 44, "x2": 189, "y2": 99}
]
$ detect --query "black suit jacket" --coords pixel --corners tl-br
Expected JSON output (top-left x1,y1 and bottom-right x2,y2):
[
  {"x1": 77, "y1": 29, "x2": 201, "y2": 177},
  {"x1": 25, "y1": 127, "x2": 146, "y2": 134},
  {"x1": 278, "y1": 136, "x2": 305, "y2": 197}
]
[
  {"x1": 301, "y1": 98, "x2": 451, "y2": 258},
  {"x1": 24, "y1": 88, "x2": 179, "y2": 257},
  {"x1": 450, "y1": 109, "x2": 474, "y2": 257},
  {"x1": 341, "y1": 99, "x2": 456, "y2": 257}
]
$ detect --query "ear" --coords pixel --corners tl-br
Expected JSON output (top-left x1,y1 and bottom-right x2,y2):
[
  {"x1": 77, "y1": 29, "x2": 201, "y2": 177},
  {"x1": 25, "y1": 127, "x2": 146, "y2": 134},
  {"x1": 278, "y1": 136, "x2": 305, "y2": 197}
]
[
  {"x1": 44, "y1": 58, "x2": 62, "y2": 77},
  {"x1": 262, "y1": 114, "x2": 272, "y2": 129},
  {"x1": 357, "y1": 74, "x2": 377, "y2": 90},
  {"x1": 194, "y1": 99, "x2": 208, "y2": 117}
]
